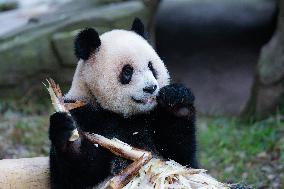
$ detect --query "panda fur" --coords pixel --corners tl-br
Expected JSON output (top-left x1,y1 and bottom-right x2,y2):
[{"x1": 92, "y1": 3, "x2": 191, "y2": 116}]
[{"x1": 49, "y1": 18, "x2": 198, "y2": 189}]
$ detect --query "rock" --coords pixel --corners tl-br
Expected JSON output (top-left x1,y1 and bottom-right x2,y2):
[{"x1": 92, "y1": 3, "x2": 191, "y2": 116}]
[
  {"x1": 0, "y1": 0, "x2": 155, "y2": 98},
  {"x1": 258, "y1": 29, "x2": 284, "y2": 85},
  {"x1": 51, "y1": 26, "x2": 111, "y2": 67},
  {"x1": 51, "y1": 30, "x2": 79, "y2": 67},
  {"x1": 242, "y1": 0, "x2": 284, "y2": 118}
]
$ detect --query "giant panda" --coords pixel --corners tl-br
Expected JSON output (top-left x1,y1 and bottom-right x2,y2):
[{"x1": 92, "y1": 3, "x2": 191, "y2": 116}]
[{"x1": 49, "y1": 18, "x2": 197, "y2": 189}]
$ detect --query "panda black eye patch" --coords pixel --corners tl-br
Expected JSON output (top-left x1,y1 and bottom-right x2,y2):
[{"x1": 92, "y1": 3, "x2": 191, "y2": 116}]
[
  {"x1": 148, "y1": 61, "x2": 157, "y2": 79},
  {"x1": 120, "y1": 64, "x2": 134, "y2": 84}
]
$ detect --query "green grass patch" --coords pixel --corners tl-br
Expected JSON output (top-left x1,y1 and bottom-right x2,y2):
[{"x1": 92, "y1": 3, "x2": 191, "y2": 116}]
[
  {"x1": 198, "y1": 115, "x2": 284, "y2": 188},
  {"x1": 13, "y1": 118, "x2": 49, "y2": 150},
  {"x1": 0, "y1": 99, "x2": 51, "y2": 158}
]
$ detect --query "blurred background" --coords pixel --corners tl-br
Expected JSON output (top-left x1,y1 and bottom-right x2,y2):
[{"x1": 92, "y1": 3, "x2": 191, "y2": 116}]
[{"x1": 0, "y1": 0, "x2": 283, "y2": 188}]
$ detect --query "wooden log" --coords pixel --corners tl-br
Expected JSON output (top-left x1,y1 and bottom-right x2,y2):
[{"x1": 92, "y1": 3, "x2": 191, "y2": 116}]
[{"x1": 0, "y1": 157, "x2": 49, "y2": 189}]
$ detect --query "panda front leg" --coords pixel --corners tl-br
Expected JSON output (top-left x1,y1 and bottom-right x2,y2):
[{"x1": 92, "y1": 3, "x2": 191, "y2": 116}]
[
  {"x1": 49, "y1": 112, "x2": 79, "y2": 151},
  {"x1": 154, "y1": 84, "x2": 198, "y2": 168},
  {"x1": 49, "y1": 112, "x2": 112, "y2": 189}
]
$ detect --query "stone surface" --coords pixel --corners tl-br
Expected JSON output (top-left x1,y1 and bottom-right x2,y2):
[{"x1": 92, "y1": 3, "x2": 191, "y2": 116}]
[
  {"x1": 258, "y1": 22, "x2": 284, "y2": 85},
  {"x1": 243, "y1": 0, "x2": 284, "y2": 118},
  {"x1": 0, "y1": 0, "x2": 152, "y2": 98}
]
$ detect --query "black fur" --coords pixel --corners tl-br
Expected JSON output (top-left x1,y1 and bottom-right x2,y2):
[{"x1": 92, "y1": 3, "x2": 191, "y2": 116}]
[
  {"x1": 143, "y1": 85, "x2": 157, "y2": 94},
  {"x1": 119, "y1": 64, "x2": 134, "y2": 85},
  {"x1": 49, "y1": 84, "x2": 198, "y2": 189},
  {"x1": 148, "y1": 61, "x2": 158, "y2": 79},
  {"x1": 131, "y1": 17, "x2": 145, "y2": 38},
  {"x1": 74, "y1": 28, "x2": 101, "y2": 60}
]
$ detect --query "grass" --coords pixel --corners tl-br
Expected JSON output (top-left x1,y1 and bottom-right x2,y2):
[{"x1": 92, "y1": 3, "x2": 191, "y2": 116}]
[
  {"x1": 0, "y1": 100, "x2": 51, "y2": 158},
  {"x1": 0, "y1": 99, "x2": 283, "y2": 188},
  {"x1": 198, "y1": 114, "x2": 284, "y2": 189}
]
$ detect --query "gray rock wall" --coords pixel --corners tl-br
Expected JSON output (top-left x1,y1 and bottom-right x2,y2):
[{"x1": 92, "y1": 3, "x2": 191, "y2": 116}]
[{"x1": 0, "y1": 0, "x2": 154, "y2": 98}]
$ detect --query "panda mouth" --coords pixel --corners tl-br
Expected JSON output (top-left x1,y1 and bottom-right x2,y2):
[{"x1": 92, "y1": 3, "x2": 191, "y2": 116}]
[{"x1": 132, "y1": 96, "x2": 156, "y2": 104}]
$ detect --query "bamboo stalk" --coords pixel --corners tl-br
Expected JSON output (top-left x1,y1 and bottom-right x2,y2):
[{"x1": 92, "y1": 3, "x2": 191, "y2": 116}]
[
  {"x1": 45, "y1": 78, "x2": 153, "y2": 189},
  {"x1": 104, "y1": 154, "x2": 152, "y2": 189},
  {"x1": 83, "y1": 133, "x2": 152, "y2": 189},
  {"x1": 83, "y1": 133, "x2": 152, "y2": 161}
]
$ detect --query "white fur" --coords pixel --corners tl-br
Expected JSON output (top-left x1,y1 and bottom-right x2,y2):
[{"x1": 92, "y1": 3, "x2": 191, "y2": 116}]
[
  {"x1": 65, "y1": 30, "x2": 170, "y2": 116},
  {"x1": 65, "y1": 60, "x2": 93, "y2": 101}
]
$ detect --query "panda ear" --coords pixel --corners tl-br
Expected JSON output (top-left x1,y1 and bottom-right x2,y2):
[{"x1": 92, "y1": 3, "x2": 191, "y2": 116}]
[
  {"x1": 74, "y1": 28, "x2": 101, "y2": 60},
  {"x1": 131, "y1": 18, "x2": 145, "y2": 38}
]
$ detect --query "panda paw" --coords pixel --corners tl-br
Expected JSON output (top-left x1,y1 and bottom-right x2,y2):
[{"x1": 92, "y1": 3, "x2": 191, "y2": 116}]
[
  {"x1": 49, "y1": 112, "x2": 77, "y2": 146},
  {"x1": 157, "y1": 84, "x2": 195, "y2": 117}
]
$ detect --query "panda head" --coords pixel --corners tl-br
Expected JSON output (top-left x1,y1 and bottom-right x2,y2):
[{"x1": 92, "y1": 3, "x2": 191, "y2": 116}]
[{"x1": 65, "y1": 18, "x2": 170, "y2": 117}]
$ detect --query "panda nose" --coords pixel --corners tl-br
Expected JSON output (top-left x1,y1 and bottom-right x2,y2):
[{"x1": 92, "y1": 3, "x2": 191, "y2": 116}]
[{"x1": 143, "y1": 85, "x2": 157, "y2": 94}]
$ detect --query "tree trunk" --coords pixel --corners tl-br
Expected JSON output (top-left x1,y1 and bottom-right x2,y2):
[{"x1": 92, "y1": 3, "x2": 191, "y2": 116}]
[{"x1": 242, "y1": 0, "x2": 284, "y2": 119}]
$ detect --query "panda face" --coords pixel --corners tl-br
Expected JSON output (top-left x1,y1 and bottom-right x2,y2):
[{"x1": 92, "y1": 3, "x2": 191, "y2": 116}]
[
  {"x1": 81, "y1": 30, "x2": 170, "y2": 116},
  {"x1": 66, "y1": 19, "x2": 170, "y2": 117}
]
